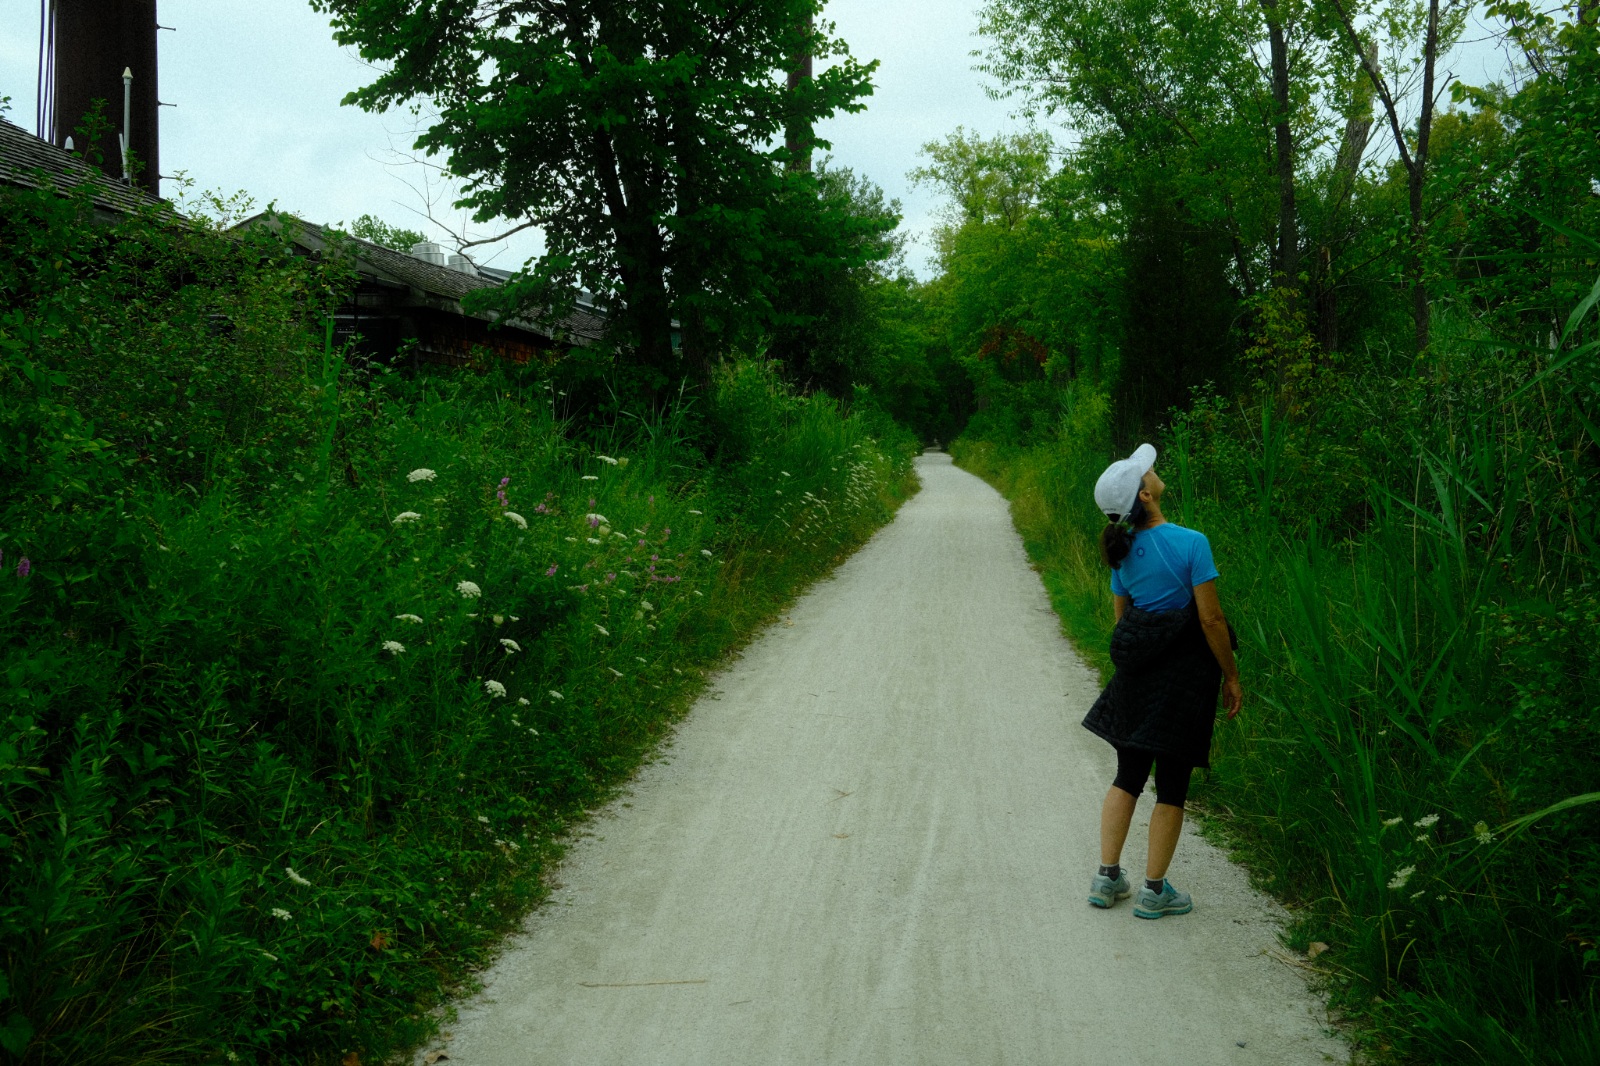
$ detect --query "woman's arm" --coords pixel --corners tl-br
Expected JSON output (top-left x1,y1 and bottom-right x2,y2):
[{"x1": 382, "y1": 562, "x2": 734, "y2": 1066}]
[
  {"x1": 1113, "y1": 594, "x2": 1130, "y2": 623},
  {"x1": 1192, "y1": 580, "x2": 1243, "y2": 718}
]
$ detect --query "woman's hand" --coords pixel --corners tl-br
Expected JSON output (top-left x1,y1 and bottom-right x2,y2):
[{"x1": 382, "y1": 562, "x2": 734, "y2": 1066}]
[{"x1": 1223, "y1": 676, "x2": 1243, "y2": 719}]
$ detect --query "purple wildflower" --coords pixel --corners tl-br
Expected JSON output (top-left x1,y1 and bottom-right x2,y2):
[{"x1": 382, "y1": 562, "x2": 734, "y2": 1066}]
[
  {"x1": 588, "y1": 515, "x2": 600, "y2": 528},
  {"x1": 588, "y1": 497, "x2": 596, "y2": 509},
  {"x1": 605, "y1": 572, "x2": 616, "y2": 583},
  {"x1": 545, "y1": 564, "x2": 558, "y2": 577},
  {"x1": 17, "y1": 557, "x2": 31, "y2": 579}
]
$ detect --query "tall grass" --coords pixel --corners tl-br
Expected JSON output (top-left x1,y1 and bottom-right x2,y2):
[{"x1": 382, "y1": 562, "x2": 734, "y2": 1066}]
[
  {"x1": 0, "y1": 181, "x2": 920, "y2": 1064},
  {"x1": 953, "y1": 288, "x2": 1600, "y2": 1063}
]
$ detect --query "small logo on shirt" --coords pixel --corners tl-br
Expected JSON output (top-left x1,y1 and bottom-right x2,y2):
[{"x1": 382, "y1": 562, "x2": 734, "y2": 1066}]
[{"x1": 1136, "y1": 547, "x2": 1146, "y2": 557}]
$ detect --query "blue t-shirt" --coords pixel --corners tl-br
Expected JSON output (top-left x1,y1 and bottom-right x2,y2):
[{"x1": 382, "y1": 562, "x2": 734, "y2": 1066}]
[{"x1": 1110, "y1": 523, "x2": 1220, "y2": 611}]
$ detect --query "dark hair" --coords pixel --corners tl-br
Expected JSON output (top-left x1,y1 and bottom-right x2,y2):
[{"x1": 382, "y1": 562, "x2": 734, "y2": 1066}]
[{"x1": 1099, "y1": 497, "x2": 1149, "y2": 570}]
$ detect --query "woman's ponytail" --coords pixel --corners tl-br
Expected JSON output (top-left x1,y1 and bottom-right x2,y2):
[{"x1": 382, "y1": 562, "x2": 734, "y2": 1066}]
[{"x1": 1099, "y1": 497, "x2": 1149, "y2": 569}]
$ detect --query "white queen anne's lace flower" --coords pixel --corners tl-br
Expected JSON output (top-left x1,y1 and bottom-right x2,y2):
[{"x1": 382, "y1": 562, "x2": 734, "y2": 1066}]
[
  {"x1": 595, "y1": 455, "x2": 619, "y2": 465},
  {"x1": 1414, "y1": 813, "x2": 1440, "y2": 829},
  {"x1": 271, "y1": 908, "x2": 292, "y2": 921},
  {"x1": 382, "y1": 640, "x2": 406, "y2": 654},
  {"x1": 594, "y1": 624, "x2": 610, "y2": 636},
  {"x1": 285, "y1": 867, "x2": 311, "y2": 887},
  {"x1": 457, "y1": 580, "x2": 482, "y2": 598},
  {"x1": 393, "y1": 511, "x2": 422, "y2": 524},
  {"x1": 1387, "y1": 865, "x2": 1416, "y2": 890},
  {"x1": 484, "y1": 679, "x2": 507, "y2": 697},
  {"x1": 518, "y1": 697, "x2": 530, "y2": 706},
  {"x1": 549, "y1": 690, "x2": 564, "y2": 700},
  {"x1": 1474, "y1": 821, "x2": 1493, "y2": 845},
  {"x1": 407, "y1": 468, "x2": 437, "y2": 482},
  {"x1": 586, "y1": 513, "x2": 610, "y2": 525},
  {"x1": 700, "y1": 549, "x2": 713, "y2": 558},
  {"x1": 395, "y1": 614, "x2": 424, "y2": 624},
  {"x1": 500, "y1": 638, "x2": 522, "y2": 653},
  {"x1": 504, "y1": 511, "x2": 528, "y2": 529},
  {"x1": 581, "y1": 475, "x2": 599, "y2": 481}
]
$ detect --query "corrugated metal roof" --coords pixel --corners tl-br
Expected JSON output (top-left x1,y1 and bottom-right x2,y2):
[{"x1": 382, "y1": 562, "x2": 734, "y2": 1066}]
[{"x1": 0, "y1": 117, "x2": 169, "y2": 217}]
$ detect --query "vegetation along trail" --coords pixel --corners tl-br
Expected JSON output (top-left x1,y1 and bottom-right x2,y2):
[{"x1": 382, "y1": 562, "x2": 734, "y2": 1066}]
[{"x1": 431, "y1": 453, "x2": 1346, "y2": 1066}]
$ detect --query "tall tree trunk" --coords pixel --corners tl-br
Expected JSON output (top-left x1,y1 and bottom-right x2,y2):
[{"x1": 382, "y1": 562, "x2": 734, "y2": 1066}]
[
  {"x1": 785, "y1": 14, "x2": 814, "y2": 172},
  {"x1": 1329, "y1": 0, "x2": 1440, "y2": 354},
  {"x1": 1315, "y1": 39, "x2": 1377, "y2": 352},
  {"x1": 1259, "y1": 0, "x2": 1299, "y2": 295},
  {"x1": 1410, "y1": 0, "x2": 1440, "y2": 354}
]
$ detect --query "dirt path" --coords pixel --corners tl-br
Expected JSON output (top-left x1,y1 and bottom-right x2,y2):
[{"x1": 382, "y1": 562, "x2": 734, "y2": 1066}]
[{"x1": 428, "y1": 453, "x2": 1347, "y2": 1066}]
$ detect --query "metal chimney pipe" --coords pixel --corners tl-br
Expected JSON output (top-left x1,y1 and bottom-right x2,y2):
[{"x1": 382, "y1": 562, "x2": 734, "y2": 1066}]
[{"x1": 121, "y1": 66, "x2": 132, "y2": 183}]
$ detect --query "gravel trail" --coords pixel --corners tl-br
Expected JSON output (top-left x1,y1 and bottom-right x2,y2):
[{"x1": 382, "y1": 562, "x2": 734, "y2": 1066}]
[{"x1": 429, "y1": 452, "x2": 1347, "y2": 1066}]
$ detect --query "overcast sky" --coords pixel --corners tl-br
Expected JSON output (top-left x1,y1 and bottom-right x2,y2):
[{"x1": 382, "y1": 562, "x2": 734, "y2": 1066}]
[
  {"x1": 2, "y1": 2, "x2": 1514, "y2": 278},
  {"x1": 0, "y1": 0, "x2": 1021, "y2": 277}
]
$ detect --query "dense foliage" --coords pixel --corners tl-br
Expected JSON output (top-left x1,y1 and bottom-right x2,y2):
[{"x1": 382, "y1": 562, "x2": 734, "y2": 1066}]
[{"x1": 0, "y1": 176, "x2": 917, "y2": 1064}]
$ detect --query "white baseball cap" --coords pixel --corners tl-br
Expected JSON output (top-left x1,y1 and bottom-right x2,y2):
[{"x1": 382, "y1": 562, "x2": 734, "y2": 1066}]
[{"x1": 1094, "y1": 443, "x2": 1157, "y2": 521}]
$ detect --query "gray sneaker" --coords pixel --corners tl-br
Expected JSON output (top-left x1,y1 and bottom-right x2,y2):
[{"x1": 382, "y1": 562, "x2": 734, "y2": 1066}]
[
  {"x1": 1087, "y1": 870, "x2": 1132, "y2": 909},
  {"x1": 1133, "y1": 879, "x2": 1193, "y2": 918}
]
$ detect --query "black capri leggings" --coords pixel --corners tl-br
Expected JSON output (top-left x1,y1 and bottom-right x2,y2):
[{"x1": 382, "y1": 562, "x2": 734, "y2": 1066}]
[{"x1": 1112, "y1": 747, "x2": 1193, "y2": 808}]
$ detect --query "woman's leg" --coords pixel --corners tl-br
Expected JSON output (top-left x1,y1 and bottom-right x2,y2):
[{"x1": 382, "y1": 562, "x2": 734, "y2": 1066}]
[
  {"x1": 1101, "y1": 747, "x2": 1154, "y2": 866},
  {"x1": 1144, "y1": 761, "x2": 1194, "y2": 880},
  {"x1": 1100, "y1": 786, "x2": 1137, "y2": 866}
]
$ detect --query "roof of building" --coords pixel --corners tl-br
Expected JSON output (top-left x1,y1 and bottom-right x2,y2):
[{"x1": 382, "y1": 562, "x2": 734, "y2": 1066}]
[
  {"x1": 0, "y1": 118, "x2": 168, "y2": 217},
  {"x1": 233, "y1": 211, "x2": 606, "y2": 348}
]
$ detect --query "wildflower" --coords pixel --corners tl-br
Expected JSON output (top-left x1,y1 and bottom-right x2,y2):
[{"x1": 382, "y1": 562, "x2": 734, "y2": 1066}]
[
  {"x1": 457, "y1": 580, "x2": 482, "y2": 598},
  {"x1": 285, "y1": 867, "x2": 312, "y2": 887},
  {"x1": 549, "y1": 690, "x2": 564, "y2": 700},
  {"x1": 1387, "y1": 865, "x2": 1416, "y2": 890},
  {"x1": 493, "y1": 615, "x2": 504, "y2": 624},
  {"x1": 407, "y1": 468, "x2": 437, "y2": 482},
  {"x1": 595, "y1": 624, "x2": 610, "y2": 636},
  {"x1": 484, "y1": 679, "x2": 507, "y2": 698},
  {"x1": 1474, "y1": 821, "x2": 1493, "y2": 845},
  {"x1": 587, "y1": 513, "x2": 610, "y2": 527},
  {"x1": 271, "y1": 908, "x2": 292, "y2": 921},
  {"x1": 689, "y1": 509, "x2": 703, "y2": 515},
  {"x1": 1414, "y1": 813, "x2": 1440, "y2": 829},
  {"x1": 599, "y1": 526, "x2": 612, "y2": 537},
  {"x1": 581, "y1": 475, "x2": 599, "y2": 481},
  {"x1": 641, "y1": 600, "x2": 654, "y2": 612},
  {"x1": 605, "y1": 573, "x2": 616, "y2": 583},
  {"x1": 518, "y1": 697, "x2": 530, "y2": 705},
  {"x1": 587, "y1": 537, "x2": 602, "y2": 545},
  {"x1": 1381, "y1": 816, "x2": 1402, "y2": 828},
  {"x1": 617, "y1": 457, "x2": 628, "y2": 467},
  {"x1": 499, "y1": 638, "x2": 521, "y2": 653},
  {"x1": 477, "y1": 815, "x2": 490, "y2": 824},
  {"x1": 546, "y1": 564, "x2": 558, "y2": 577},
  {"x1": 596, "y1": 454, "x2": 619, "y2": 465},
  {"x1": 504, "y1": 511, "x2": 528, "y2": 529},
  {"x1": 589, "y1": 497, "x2": 597, "y2": 508},
  {"x1": 393, "y1": 511, "x2": 422, "y2": 524},
  {"x1": 382, "y1": 640, "x2": 406, "y2": 654},
  {"x1": 636, "y1": 656, "x2": 647, "y2": 664},
  {"x1": 395, "y1": 614, "x2": 424, "y2": 624},
  {"x1": 701, "y1": 549, "x2": 713, "y2": 558},
  {"x1": 608, "y1": 667, "x2": 623, "y2": 677},
  {"x1": 566, "y1": 536, "x2": 578, "y2": 542}
]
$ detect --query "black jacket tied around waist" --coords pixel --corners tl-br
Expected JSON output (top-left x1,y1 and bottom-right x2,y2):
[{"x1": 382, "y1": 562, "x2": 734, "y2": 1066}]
[{"x1": 1081, "y1": 600, "x2": 1225, "y2": 768}]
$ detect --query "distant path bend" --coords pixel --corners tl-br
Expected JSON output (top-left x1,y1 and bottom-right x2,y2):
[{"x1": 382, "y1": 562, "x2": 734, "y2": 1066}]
[{"x1": 435, "y1": 453, "x2": 1347, "y2": 1066}]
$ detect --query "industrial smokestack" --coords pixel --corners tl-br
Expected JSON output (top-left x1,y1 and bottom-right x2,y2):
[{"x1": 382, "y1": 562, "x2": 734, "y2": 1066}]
[{"x1": 52, "y1": 1, "x2": 161, "y2": 197}]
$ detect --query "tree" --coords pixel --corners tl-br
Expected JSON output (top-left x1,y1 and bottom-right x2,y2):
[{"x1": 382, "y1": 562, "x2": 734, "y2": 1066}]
[
  {"x1": 310, "y1": 0, "x2": 876, "y2": 393},
  {"x1": 346, "y1": 213, "x2": 428, "y2": 252}
]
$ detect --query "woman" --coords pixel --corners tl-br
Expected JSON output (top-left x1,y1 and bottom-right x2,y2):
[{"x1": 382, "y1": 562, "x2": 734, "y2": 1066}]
[{"x1": 1080, "y1": 444, "x2": 1243, "y2": 919}]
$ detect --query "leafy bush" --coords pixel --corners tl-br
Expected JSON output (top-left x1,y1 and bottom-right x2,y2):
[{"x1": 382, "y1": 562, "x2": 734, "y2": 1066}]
[{"x1": 0, "y1": 178, "x2": 918, "y2": 1064}]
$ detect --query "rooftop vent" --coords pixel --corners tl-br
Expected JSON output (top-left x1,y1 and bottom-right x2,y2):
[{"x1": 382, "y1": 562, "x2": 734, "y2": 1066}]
[
  {"x1": 446, "y1": 253, "x2": 477, "y2": 276},
  {"x1": 410, "y1": 241, "x2": 446, "y2": 266}
]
